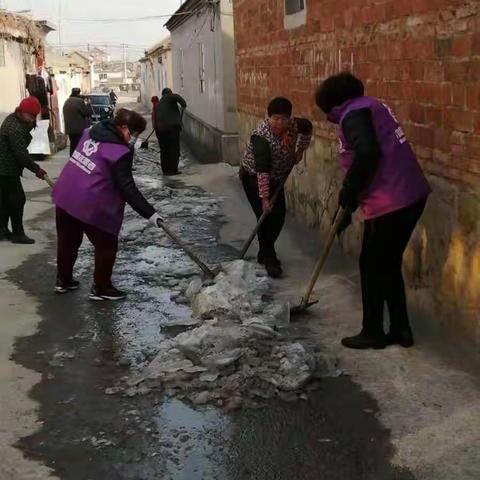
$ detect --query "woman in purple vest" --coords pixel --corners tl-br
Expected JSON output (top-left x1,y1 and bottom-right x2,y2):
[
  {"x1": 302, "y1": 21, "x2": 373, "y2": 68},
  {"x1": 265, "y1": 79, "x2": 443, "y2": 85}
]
[
  {"x1": 53, "y1": 109, "x2": 162, "y2": 301},
  {"x1": 315, "y1": 73, "x2": 431, "y2": 350}
]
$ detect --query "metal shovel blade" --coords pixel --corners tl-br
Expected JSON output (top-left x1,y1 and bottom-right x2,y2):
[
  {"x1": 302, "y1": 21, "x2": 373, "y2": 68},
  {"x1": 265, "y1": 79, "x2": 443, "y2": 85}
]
[{"x1": 290, "y1": 298, "x2": 319, "y2": 316}]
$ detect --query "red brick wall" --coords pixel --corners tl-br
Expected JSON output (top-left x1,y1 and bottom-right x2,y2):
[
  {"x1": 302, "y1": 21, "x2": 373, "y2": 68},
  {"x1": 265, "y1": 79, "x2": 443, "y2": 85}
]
[{"x1": 234, "y1": 0, "x2": 480, "y2": 185}]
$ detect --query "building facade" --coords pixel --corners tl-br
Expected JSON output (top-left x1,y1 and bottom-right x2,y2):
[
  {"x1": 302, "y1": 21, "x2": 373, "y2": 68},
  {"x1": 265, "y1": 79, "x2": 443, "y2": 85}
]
[
  {"x1": 47, "y1": 49, "x2": 93, "y2": 133},
  {"x1": 139, "y1": 37, "x2": 174, "y2": 110},
  {"x1": 166, "y1": 0, "x2": 239, "y2": 164},
  {"x1": 0, "y1": 12, "x2": 50, "y2": 122}
]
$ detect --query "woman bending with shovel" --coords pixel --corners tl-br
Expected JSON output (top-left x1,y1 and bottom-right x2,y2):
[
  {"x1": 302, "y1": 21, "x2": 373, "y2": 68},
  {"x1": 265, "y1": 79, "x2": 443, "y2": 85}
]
[
  {"x1": 240, "y1": 97, "x2": 312, "y2": 278},
  {"x1": 52, "y1": 109, "x2": 165, "y2": 301},
  {"x1": 315, "y1": 73, "x2": 431, "y2": 350}
]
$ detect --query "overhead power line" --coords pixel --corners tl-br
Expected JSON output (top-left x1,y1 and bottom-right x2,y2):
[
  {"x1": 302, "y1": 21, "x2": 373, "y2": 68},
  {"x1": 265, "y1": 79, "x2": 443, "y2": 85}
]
[{"x1": 63, "y1": 8, "x2": 204, "y2": 23}]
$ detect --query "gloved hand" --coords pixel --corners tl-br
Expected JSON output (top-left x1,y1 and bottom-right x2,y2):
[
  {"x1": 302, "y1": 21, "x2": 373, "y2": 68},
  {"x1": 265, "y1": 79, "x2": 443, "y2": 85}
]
[
  {"x1": 36, "y1": 168, "x2": 47, "y2": 180},
  {"x1": 149, "y1": 212, "x2": 164, "y2": 228}
]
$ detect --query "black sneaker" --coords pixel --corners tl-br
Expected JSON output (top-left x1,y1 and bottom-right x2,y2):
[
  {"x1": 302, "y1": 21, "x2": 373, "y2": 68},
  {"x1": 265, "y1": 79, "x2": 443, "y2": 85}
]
[
  {"x1": 89, "y1": 285, "x2": 127, "y2": 301},
  {"x1": 341, "y1": 333, "x2": 387, "y2": 350},
  {"x1": 55, "y1": 279, "x2": 80, "y2": 294},
  {"x1": 0, "y1": 228, "x2": 12, "y2": 241},
  {"x1": 386, "y1": 329, "x2": 414, "y2": 348},
  {"x1": 10, "y1": 233, "x2": 35, "y2": 244}
]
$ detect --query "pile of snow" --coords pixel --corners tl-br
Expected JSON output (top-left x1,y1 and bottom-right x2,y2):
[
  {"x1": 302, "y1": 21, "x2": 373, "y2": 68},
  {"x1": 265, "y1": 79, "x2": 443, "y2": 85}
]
[{"x1": 116, "y1": 260, "x2": 319, "y2": 410}]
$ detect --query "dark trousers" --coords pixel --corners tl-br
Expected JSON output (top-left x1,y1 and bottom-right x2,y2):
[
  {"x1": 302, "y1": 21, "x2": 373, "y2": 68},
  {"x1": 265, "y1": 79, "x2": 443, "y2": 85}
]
[
  {"x1": 56, "y1": 208, "x2": 118, "y2": 289},
  {"x1": 0, "y1": 176, "x2": 26, "y2": 234},
  {"x1": 68, "y1": 134, "x2": 82, "y2": 157},
  {"x1": 156, "y1": 127, "x2": 180, "y2": 174},
  {"x1": 360, "y1": 198, "x2": 427, "y2": 336},
  {"x1": 241, "y1": 172, "x2": 286, "y2": 258}
]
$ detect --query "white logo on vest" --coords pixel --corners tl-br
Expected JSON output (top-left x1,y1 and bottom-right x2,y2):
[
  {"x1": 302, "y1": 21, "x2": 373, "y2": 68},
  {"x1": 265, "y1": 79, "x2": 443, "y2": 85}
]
[{"x1": 82, "y1": 139, "x2": 100, "y2": 157}]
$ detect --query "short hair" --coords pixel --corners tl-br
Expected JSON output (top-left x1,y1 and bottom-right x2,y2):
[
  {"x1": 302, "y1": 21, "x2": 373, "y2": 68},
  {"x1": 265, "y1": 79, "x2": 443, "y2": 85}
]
[
  {"x1": 162, "y1": 88, "x2": 172, "y2": 96},
  {"x1": 315, "y1": 72, "x2": 365, "y2": 114},
  {"x1": 114, "y1": 108, "x2": 147, "y2": 134},
  {"x1": 267, "y1": 97, "x2": 293, "y2": 117},
  {"x1": 151, "y1": 95, "x2": 159, "y2": 103},
  {"x1": 71, "y1": 88, "x2": 81, "y2": 96}
]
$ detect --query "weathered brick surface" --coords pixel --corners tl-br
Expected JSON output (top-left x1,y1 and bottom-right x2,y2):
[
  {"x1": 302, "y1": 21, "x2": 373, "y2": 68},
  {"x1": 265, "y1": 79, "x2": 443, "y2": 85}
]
[{"x1": 234, "y1": 0, "x2": 480, "y2": 345}]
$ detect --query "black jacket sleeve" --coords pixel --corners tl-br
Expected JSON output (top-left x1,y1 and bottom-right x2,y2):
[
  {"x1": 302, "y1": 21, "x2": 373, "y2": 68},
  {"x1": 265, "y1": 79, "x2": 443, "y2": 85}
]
[
  {"x1": 10, "y1": 127, "x2": 40, "y2": 175},
  {"x1": 112, "y1": 152, "x2": 156, "y2": 219},
  {"x1": 251, "y1": 135, "x2": 271, "y2": 173},
  {"x1": 295, "y1": 117, "x2": 313, "y2": 135},
  {"x1": 173, "y1": 94, "x2": 187, "y2": 109},
  {"x1": 339, "y1": 108, "x2": 380, "y2": 209}
]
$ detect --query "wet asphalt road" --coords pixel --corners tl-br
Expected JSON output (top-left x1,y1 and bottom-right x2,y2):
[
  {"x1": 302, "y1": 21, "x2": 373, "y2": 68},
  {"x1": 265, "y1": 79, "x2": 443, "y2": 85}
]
[{"x1": 10, "y1": 149, "x2": 414, "y2": 479}]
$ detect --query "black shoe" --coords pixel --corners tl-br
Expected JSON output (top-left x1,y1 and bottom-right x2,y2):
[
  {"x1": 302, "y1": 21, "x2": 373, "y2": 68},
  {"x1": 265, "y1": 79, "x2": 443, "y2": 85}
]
[
  {"x1": 163, "y1": 170, "x2": 181, "y2": 176},
  {"x1": 89, "y1": 285, "x2": 127, "y2": 301},
  {"x1": 386, "y1": 329, "x2": 414, "y2": 348},
  {"x1": 0, "y1": 228, "x2": 12, "y2": 241},
  {"x1": 55, "y1": 279, "x2": 81, "y2": 294},
  {"x1": 10, "y1": 233, "x2": 35, "y2": 244},
  {"x1": 265, "y1": 259, "x2": 283, "y2": 278},
  {"x1": 341, "y1": 333, "x2": 387, "y2": 350}
]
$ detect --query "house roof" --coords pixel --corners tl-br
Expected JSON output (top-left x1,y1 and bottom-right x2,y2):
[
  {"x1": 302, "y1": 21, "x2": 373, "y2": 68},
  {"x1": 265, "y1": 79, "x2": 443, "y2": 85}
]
[
  {"x1": 165, "y1": 0, "x2": 206, "y2": 31},
  {"x1": 146, "y1": 35, "x2": 171, "y2": 56}
]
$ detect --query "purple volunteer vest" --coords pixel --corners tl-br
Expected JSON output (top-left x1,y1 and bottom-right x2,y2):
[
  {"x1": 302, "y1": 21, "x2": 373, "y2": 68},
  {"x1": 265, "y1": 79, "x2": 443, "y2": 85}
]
[
  {"x1": 328, "y1": 96, "x2": 431, "y2": 220},
  {"x1": 52, "y1": 129, "x2": 131, "y2": 236}
]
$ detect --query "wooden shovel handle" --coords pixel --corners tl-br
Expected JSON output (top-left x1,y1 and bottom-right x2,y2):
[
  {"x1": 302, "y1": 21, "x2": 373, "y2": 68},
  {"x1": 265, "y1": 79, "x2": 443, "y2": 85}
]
[
  {"x1": 302, "y1": 207, "x2": 345, "y2": 304},
  {"x1": 44, "y1": 175, "x2": 55, "y2": 188},
  {"x1": 157, "y1": 220, "x2": 215, "y2": 278}
]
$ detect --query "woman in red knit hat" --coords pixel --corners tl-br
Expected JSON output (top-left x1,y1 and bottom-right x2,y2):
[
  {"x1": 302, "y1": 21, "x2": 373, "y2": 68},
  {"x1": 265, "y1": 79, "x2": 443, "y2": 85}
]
[{"x1": 0, "y1": 96, "x2": 49, "y2": 244}]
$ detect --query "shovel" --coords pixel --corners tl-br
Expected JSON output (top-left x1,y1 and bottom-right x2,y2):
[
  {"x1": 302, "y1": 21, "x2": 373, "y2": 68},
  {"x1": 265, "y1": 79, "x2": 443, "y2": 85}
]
[
  {"x1": 290, "y1": 207, "x2": 345, "y2": 315},
  {"x1": 140, "y1": 129, "x2": 155, "y2": 150},
  {"x1": 156, "y1": 219, "x2": 219, "y2": 279}
]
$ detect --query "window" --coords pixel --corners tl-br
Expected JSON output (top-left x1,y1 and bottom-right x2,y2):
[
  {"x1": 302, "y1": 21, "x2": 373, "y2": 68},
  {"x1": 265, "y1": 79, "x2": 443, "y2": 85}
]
[
  {"x1": 0, "y1": 41, "x2": 5, "y2": 67},
  {"x1": 285, "y1": 0, "x2": 305, "y2": 15},
  {"x1": 179, "y1": 49, "x2": 184, "y2": 90},
  {"x1": 99, "y1": 73, "x2": 107, "y2": 80},
  {"x1": 199, "y1": 43, "x2": 206, "y2": 94},
  {"x1": 284, "y1": 0, "x2": 306, "y2": 29}
]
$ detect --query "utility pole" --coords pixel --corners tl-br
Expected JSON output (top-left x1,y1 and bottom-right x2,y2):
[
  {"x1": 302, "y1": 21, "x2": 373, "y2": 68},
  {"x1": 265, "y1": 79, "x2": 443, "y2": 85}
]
[
  {"x1": 123, "y1": 43, "x2": 128, "y2": 82},
  {"x1": 58, "y1": 0, "x2": 62, "y2": 55}
]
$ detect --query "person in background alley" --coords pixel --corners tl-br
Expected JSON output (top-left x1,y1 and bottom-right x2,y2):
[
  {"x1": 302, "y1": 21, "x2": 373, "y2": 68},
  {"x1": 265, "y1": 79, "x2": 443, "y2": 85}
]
[
  {"x1": 154, "y1": 88, "x2": 187, "y2": 176},
  {"x1": 63, "y1": 88, "x2": 92, "y2": 156},
  {"x1": 151, "y1": 95, "x2": 159, "y2": 131},
  {"x1": 52, "y1": 108, "x2": 164, "y2": 301},
  {"x1": 109, "y1": 89, "x2": 118, "y2": 106},
  {"x1": 315, "y1": 72, "x2": 431, "y2": 350},
  {"x1": 0, "y1": 96, "x2": 49, "y2": 244},
  {"x1": 240, "y1": 97, "x2": 312, "y2": 278}
]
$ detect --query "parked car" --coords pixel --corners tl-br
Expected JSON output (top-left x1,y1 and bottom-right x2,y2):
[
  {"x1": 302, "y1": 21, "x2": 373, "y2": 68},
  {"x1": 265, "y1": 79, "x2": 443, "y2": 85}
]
[{"x1": 86, "y1": 94, "x2": 114, "y2": 123}]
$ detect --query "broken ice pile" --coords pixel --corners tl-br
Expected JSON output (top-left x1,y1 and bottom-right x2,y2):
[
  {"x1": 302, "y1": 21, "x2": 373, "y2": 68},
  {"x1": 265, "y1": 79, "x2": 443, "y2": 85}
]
[{"x1": 126, "y1": 260, "x2": 318, "y2": 409}]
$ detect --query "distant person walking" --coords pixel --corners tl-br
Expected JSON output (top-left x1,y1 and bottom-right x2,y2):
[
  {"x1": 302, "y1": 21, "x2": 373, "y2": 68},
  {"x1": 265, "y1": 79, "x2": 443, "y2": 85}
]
[
  {"x1": 0, "y1": 97, "x2": 49, "y2": 244},
  {"x1": 63, "y1": 88, "x2": 91, "y2": 156},
  {"x1": 109, "y1": 89, "x2": 118, "y2": 106},
  {"x1": 154, "y1": 88, "x2": 187, "y2": 176}
]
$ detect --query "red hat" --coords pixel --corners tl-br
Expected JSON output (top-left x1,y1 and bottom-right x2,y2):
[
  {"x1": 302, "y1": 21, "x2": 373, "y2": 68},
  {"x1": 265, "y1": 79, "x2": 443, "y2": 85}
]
[{"x1": 18, "y1": 96, "x2": 41, "y2": 117}]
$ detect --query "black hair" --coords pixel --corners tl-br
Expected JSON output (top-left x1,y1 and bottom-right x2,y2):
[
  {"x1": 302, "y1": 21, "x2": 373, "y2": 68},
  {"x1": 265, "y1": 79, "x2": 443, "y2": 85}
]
[
  {"x1": 267, "y1": 97, "x2": 293, "y2": 117},
  {"x1": 71, "y1": 88, "x2": 81, "y2": 96},
  {"x1": 315, "y1": 72, "x2": 365, "y2": 114},
  {"x1": 151, "y1": 96, "x2": 159, "y2": 103},
  {"x1": 162, "y1": 88, "x2": 173, "y2": 96},
  {"x1": 114, "y1": 108, "x2": 147, "y2": 134}
]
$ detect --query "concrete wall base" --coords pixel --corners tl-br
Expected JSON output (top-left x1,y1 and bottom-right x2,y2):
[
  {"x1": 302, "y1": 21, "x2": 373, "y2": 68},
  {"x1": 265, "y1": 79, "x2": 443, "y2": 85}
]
[{"x1": 182, "y1": 111, "x2": 239, "y2": 165}]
